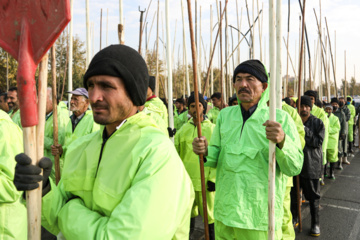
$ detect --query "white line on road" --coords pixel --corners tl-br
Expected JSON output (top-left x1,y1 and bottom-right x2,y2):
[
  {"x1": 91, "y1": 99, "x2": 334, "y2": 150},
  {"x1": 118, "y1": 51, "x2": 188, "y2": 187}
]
[{"x1": 321, "y1": 203, "x2": 360, "y2": 212}]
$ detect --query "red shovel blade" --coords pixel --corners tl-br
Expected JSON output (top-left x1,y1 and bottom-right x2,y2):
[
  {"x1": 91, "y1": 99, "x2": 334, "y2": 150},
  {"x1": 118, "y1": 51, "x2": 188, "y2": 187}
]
[{"x1": 0, "y1": 0, "x2": 70, "y2": 127}]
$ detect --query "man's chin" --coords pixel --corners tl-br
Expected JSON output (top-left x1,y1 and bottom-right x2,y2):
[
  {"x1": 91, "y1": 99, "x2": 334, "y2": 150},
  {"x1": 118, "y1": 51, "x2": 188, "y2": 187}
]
[{"x1": 93, "y1": 115, "x2": 109, "y2": 125}]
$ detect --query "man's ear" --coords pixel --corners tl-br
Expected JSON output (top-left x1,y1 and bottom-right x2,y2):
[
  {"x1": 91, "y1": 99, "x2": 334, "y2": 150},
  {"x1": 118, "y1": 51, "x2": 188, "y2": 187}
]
[{"x1": 262, "y1": 82, "x2": 268, "y2": 91}]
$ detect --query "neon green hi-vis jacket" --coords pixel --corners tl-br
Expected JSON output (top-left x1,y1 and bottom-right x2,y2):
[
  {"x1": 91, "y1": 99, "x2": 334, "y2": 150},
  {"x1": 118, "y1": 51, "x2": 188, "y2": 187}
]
[
  {"x1": 145, "y1": 96, "x2": 169, "y2": 128},
  {"x1": 327, "y1": 114, "x2": 341, "y2": 163},
  {"x1": 175, "y1": 118, "x2": 216, "y2": 191},
  {"x1": 347, "y1": 96, "x2": 356, "y2": 142},
  {"x1": 175, "y1": 110, "x2": 190, "y2": 130},
  {"x1": 281, "y1": 102, "x2": 306, "y2": 240},
  {"x1": 207, "y1": 107, "x2": 220, "y2": 124},
  {"x1": 282, "y1": 102, "x2": 305, "y2": 149},
  {"x1": 0, "y1": 110, "x2": 27, "y2": 240},
  {"x1": 347, "y1": 96, "x2": 356, "y2": 125},
  {"x1": 9, "y1": 109, "x2": 21, "y2": 128},
  {"x1": 311, "y1": 105, "x2": 329, "y2": 165},
  {"x1": 204, "y1": 70, "x2": 303, "y2": 233},
  {"x1": 175, "y1": 117, "x2": 216, "y2": 223},
  {"x1": 44, "y1": 104, "x2": 70, "y2": 182},
  {"x1": 60, "y1": 110, "x2": 100, "y2": 172},
  {"x1": 142, "y1": 102, "x2": 169, "y2": 136},
  {"x1": 41, "y1": 112, "x2": 194, "y2": 240}
]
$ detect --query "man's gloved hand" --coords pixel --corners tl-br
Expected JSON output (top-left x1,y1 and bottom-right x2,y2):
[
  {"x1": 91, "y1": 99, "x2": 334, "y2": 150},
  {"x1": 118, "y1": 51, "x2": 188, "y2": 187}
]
[
  {"x1": 207, "y1": 181, "x2": 215, "y2": 192},
  {"x1": 14, "y1": 153, "x2": 53, "y2": 196}
]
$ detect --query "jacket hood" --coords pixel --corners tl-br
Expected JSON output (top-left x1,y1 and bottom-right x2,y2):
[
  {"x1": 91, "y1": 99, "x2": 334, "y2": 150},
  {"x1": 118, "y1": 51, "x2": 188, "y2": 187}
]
[{"x1": 347, "y1": 95, "x2": 353, "y2": 103}]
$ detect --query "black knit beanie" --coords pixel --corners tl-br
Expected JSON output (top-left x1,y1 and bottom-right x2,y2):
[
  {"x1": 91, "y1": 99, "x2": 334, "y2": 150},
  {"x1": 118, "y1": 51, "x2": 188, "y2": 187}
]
[
  {"x1": 331, "y1": 98, "x2": 339, "y2": 104},
  {"x1": 304, "y1": 90, "x2": 318, "y2": 100},
  {"x1": 233, "y1": 60, "x2": 268, "y2": 83},
  {"x1": 187, "y1": 91, "x2": 207, "y2": 114},
  {"x1": 299, "y1": 95, "x2": 313, "y2": 110},
  {"x1": 83, "y1": 45, "x2": 149, "y2": 106},
  {"x1": 149, "y1": 76, "x2": 156, "y2": 92}
]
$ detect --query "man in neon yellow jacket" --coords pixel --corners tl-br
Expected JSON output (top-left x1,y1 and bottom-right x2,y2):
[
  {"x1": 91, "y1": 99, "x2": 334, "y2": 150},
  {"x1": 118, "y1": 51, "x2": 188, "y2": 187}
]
[
  {"x1": 207, "y1": 92, "x2": 222, "y2": 124},
  {"x1": 324, "y1": 104, "x2": 341, "y2": 179},
  {"x1": 0, "y1": 110, "x2": 27, "y2": 239},
  {"x1": 304, "y1": 90, "x2": 329, "y2": 184},
  {"x1": 0, "y1": 92, "x2": 9, "y2": 112},
  {"x1": 140, "y1": 101, "x2": 168, "y2": 135},
  {"x1": 193, "y1": 60, "x2": 303, "y2": 239},
  {"x1": 282, "y1": 102, "x2": 305, "y2": 239},
  {"x1": 14, "y1": 45, "x2": 194, "y2": 239},
  {"x1": 174, "y1": 97, "x2": 188, "y2": 130},
  {"x1": 51, "y1": 88, "x2": 99, "y2": 172},
  {"x1": 346, "y1": 96, "x2": 356, "y2": 154},
  {"x1": 145, "y1": 76, "x2": 169, "y2": 127},
  {"x1": 44, "y1": 88, "x2": 70, "y2": 182},
  {"x1": 7, "y1": 87, "x2": 22, "y2": 128},
  {"x1": 175, "y1": 92, "x2": 216, "y2": 239}
]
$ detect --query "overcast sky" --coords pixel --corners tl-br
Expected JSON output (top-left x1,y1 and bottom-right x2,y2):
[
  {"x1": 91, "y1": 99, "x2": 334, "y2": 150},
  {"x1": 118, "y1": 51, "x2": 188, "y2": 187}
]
[{"x1": 70, "y1": 0, "x2": 360, "y2": 90}]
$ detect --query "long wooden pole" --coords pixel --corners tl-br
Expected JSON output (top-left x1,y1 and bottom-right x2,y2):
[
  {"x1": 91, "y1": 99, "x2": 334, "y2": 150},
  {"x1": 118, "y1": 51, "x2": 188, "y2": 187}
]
[
  {"x1": 252, "y1": 0, "x2": 255, "y2": 58},
  {"x1": 138, "y1": 7, "x2": 146, "y2": 55},
  {"x1": 100, "y1": 9, "x2": 103, "y2": 50},
  {"x1": 210, "y1": 4, "x2": 214, "y2": 95},
  {"x1": 313, "y1": 10, "x2": 329, "y2": 101},
  {"x1": 186, "y1": 1, "x2": 209, "y2": 239},
  {"x1": 119, "y1": 0, "x2": 124, "y2": 44},
  {"x1": 225, "y1": 6, "x2": 229, "y2": 100},
  {"x1": 325, "y1": 18, "x2": 338, "y2": 97},
  {"x1": 283, "y1": 37, "x2": 298, "y2": 79},
  {"x1": 276, "y1": 0, "x2": 282, "y2": 108},
  {"x1": 345, "y1": 51, "x2": 347, "y2": 97},
  {"x1": 68, "y1": 0, "x2": 73, "y2": 109},
  {"x1": 236, "y1": 0, "x2": 240, "y2": 64},
  {"x1": 181, "y1": 0, "x2": 190, "y2": 96},
  {"x1": 85, "y1": 0, "x2": 91, "y2": 68},
  {"x1": 268, "y1": 0, "x2": 276, "y2": 238},
  {"x1": 106, "y1": 9, "x2": 109, "y2": 47},
  {"x1": 155, "y1": 0, "x2": 160, "y2": 96},
  {"x1": 297, "y1": 0, "x2": 306, "y2": 232},
  {"x1": 285, "y1": 0, "x2": 290, "y2": 97},
  {"x1": 202, "y1": 0, "x2": 229, "y2": 95},
  {"x1": 26, "y1": 54, "x2": 48, "y2": 240},
  {"x1": 245, "y1": 0, "x2": 253, "y2": 58},
  {"x1": 165, "y1": 0, "x2": 174, "y2": 140},
  {"x1": 298, "y1": 0, "x2": 312, "y2": 91},
  {"x1": 257, "y1": 0, "x2": 262, "y2": 61},
  {"x1": 220, "y1": 1, "x2": 224, "y2": 106},
  {"x1": 335, "y1": 31, "x2": 336, "y2": 94},
  {"x1": 6, "y1": 52, "x2": 8, "y2": 91},
  {"x1": 51, "y1": 46, "x2": 60, "y2": 184}
]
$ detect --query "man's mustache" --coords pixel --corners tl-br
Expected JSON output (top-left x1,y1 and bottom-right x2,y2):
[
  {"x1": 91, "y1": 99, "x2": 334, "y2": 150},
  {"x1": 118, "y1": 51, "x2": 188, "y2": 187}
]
[
  {"x1": 92, "y1": 102, "x2": 108, "y2": 109},
  {"x1": 238, "y1": 88, "x2": 251, "y2": 94}
]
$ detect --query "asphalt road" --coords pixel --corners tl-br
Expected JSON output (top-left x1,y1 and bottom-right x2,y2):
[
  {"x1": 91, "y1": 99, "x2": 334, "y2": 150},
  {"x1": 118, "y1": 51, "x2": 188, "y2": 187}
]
[
  {"x1": 191, "y1": 149, "x2": 360, "y2": 240},
  {"x1": 295, "y1": 149, "x2": 360, "y2": 240}
]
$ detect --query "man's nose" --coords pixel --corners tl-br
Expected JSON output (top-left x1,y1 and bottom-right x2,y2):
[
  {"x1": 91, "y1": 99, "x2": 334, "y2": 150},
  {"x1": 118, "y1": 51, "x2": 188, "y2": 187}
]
[{"x1": 89, "y1": 86, "x2": 103, "y2": 103}]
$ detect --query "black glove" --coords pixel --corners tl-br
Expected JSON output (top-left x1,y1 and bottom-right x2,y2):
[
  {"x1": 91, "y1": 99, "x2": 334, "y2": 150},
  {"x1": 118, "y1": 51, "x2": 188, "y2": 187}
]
[
  {"x1": 167, "y1": 127, "x2": 176, "y2": 137},
  {"x1": 14, "y1": 153, "x2": 53, "y2": 196},
  {"x1": 207, "y1": 181, "x2": 215, "y2": 192}
]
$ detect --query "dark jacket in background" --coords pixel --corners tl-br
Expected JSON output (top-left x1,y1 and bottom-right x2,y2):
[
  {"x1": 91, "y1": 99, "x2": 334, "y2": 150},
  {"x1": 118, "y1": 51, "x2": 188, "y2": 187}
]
[
  {"x1": 333, "y1": 109, "x2": 347, "y2": 138},
  {"x1": 302, "y1": 114, "x2": 325, "y2": 179},
  {"x1": 340, "y1": 105, "x2": 351, "y2": 122}
]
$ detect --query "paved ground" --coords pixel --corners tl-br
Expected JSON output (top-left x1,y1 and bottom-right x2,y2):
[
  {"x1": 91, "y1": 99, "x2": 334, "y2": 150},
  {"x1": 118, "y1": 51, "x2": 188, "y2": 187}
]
[{"x1": 191, "y1": 149, "x2": 360, "y2": 240}]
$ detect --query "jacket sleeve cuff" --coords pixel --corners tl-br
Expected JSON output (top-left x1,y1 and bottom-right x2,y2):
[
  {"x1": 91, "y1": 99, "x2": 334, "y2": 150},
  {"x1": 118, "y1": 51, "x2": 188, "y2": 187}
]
[
  {"x1": 204, "y1": 145, "x2": 219, "y2": 168},
  {"x1": 275, "y1": 136, "x2": 303, "y2": 177}
]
